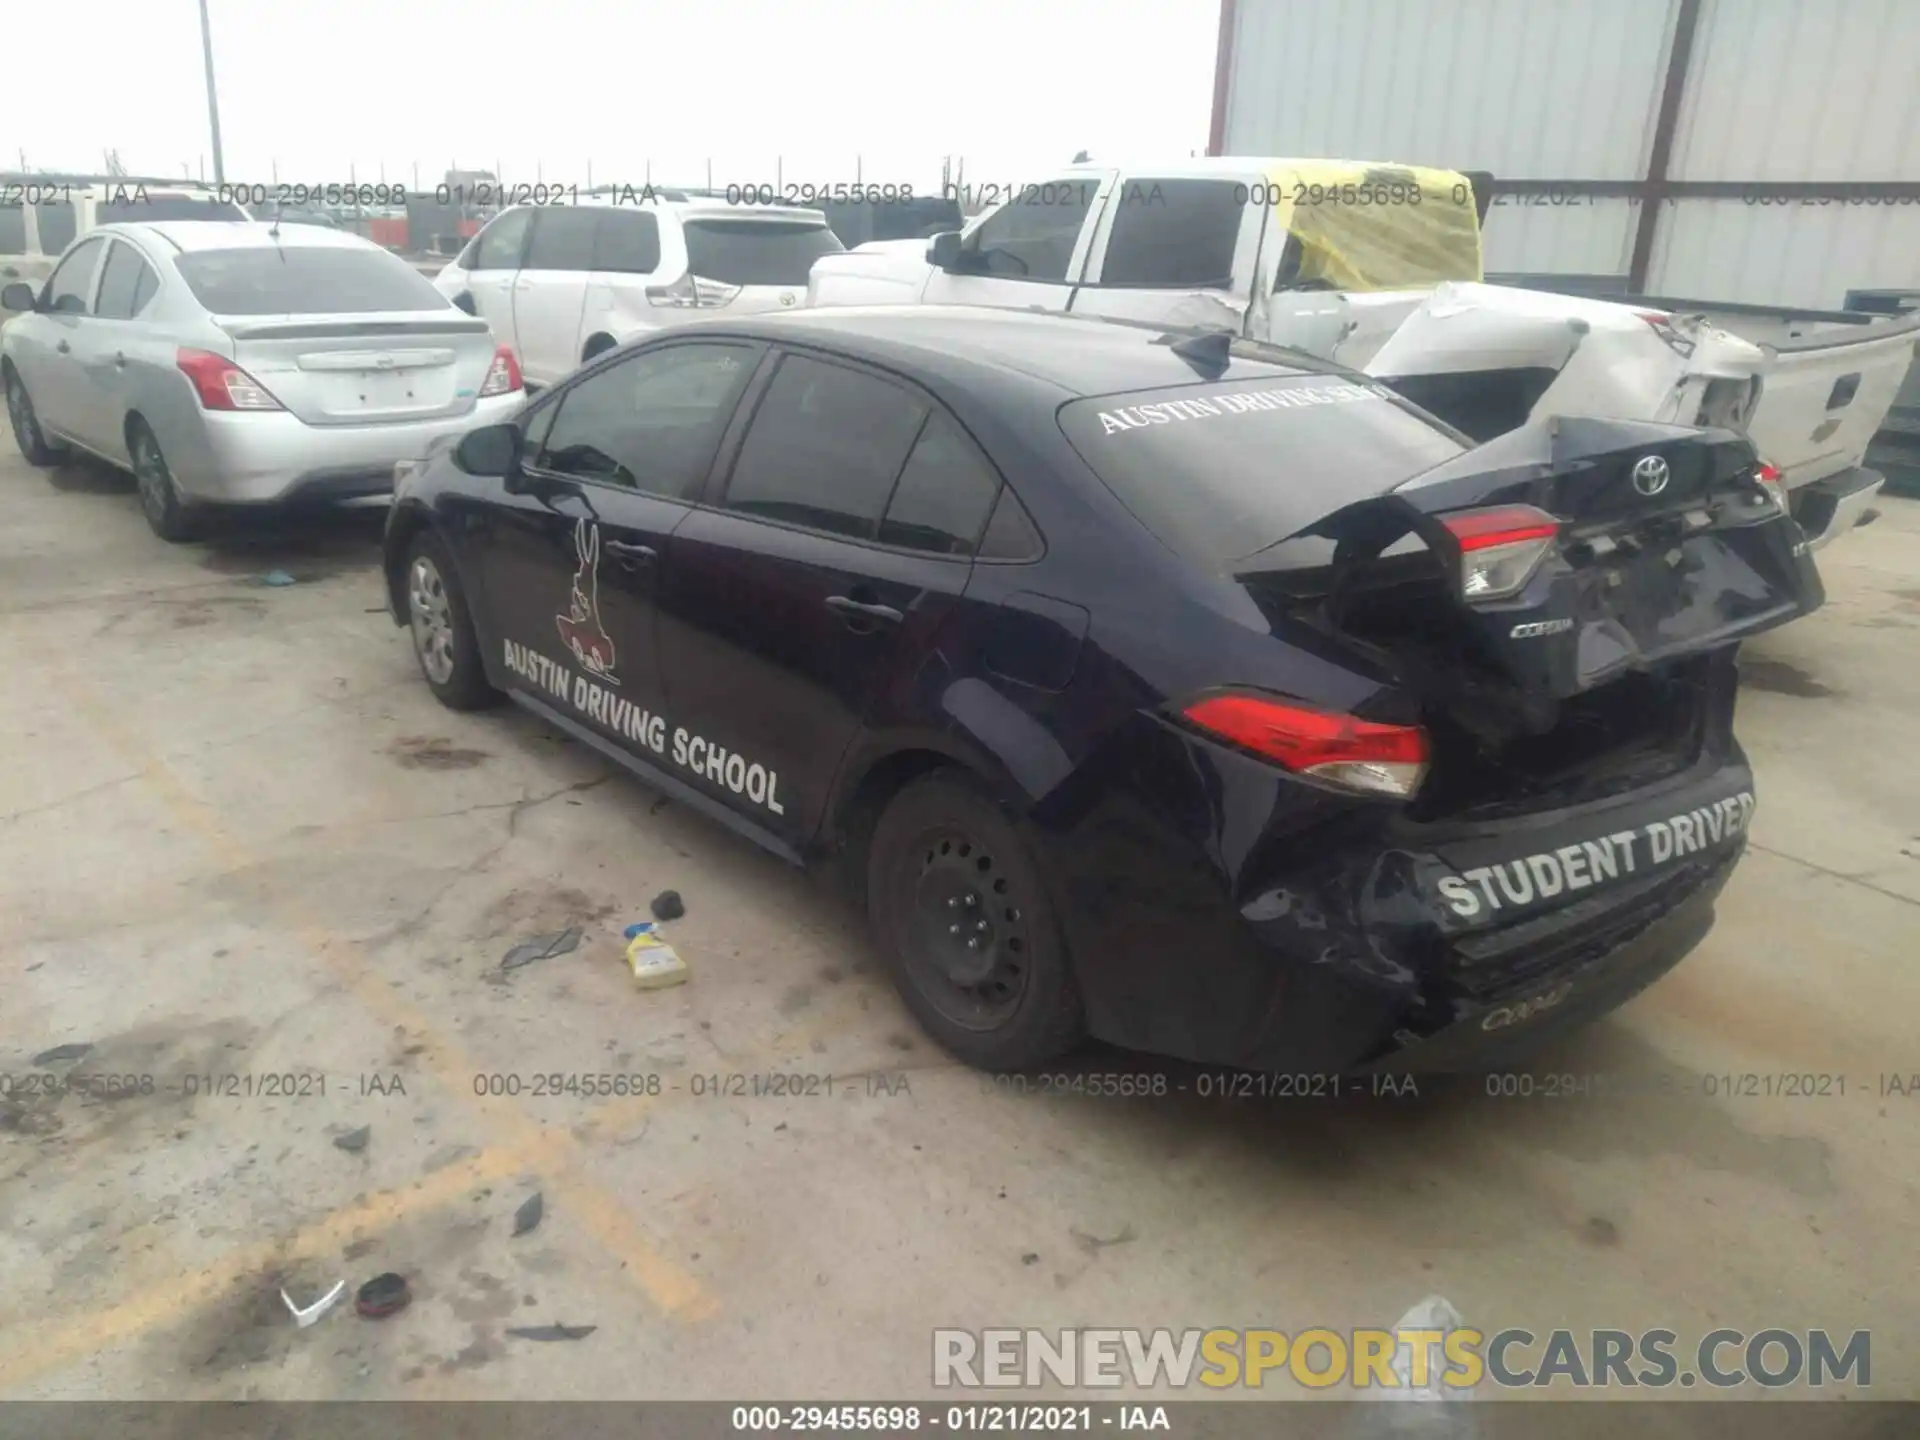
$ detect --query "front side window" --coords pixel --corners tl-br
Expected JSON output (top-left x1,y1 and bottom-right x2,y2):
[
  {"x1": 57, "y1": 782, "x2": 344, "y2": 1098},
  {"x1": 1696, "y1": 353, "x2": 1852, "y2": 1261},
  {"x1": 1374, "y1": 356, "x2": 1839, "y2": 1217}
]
[
  {"x1": 93, "y1": 240, "x2": 159, "y2": 320},
  {"x1": 473, "y1": 208, "x2": 533, "y2": 270},
  {"x1": 46, "y1": 237, "x2": 107, "y2": 314},
  {"x1": 965, "y1": 181, "x2": 1098, "y2": 282},
  {"x1": 721, "y1": 355, "x2": 928, "y2": 539},
  {"x1": 534, "y1": 342, "x2": 756, "y2": 498}
]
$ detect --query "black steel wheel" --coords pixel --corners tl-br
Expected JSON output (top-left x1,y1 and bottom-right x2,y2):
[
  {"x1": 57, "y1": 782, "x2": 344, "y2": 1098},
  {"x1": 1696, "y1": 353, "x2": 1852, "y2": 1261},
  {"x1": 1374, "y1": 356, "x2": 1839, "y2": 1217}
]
[{"x1": 868, "y1": 770, "x2": 1083, "y2": 1070}]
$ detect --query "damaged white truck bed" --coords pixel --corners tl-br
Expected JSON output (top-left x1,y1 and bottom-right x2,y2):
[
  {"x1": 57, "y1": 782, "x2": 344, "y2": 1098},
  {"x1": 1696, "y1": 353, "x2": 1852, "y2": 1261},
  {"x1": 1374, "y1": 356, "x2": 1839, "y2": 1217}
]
[{"x1": 806, "y1": 157, "x2": 1920, "y2": 552}]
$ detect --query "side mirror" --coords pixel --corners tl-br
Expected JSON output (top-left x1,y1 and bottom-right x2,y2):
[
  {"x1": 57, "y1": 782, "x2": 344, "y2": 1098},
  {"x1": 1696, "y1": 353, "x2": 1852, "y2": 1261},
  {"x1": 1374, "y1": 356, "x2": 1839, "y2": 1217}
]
[
  {"x1": 453, "y1": 422, "x2": 521, "y2": 479},
  {"x1": 0, "y1": 282, "x2": 35, "y2": 312},
  {"x1": 925, "y1": 230, "x2": 965, "y2": 271}
]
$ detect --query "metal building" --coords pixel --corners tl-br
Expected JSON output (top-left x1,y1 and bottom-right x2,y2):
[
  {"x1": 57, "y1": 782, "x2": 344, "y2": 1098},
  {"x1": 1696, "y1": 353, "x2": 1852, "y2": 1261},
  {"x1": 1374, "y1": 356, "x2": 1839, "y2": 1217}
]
[{"x1": 1209, "y1": 0, "x2": 1920, "y2": 308}]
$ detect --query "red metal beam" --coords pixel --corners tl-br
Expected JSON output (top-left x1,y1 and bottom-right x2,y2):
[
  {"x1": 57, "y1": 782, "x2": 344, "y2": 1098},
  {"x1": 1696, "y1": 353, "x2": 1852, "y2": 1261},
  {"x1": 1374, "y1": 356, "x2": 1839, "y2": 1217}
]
[{"x1": 1208, "y1": 0, "x2": 1239, "y2": 157}]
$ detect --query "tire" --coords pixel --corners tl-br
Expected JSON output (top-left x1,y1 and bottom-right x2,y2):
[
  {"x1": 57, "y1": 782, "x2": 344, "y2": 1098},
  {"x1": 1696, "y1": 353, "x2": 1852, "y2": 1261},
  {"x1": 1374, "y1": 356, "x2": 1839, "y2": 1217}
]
[
  {"x1": 404, "y1": 530, "x2": 498, "y2": 711},
  {"x1": 867, "y1": 770, "x2": 1084, "y2": 1071},
  {"x1": 5, "y1": 365, "x2": 67, "y2": 467},
  {"x1": 128, "y1": 419, "x2": 201, "y2": 542}
]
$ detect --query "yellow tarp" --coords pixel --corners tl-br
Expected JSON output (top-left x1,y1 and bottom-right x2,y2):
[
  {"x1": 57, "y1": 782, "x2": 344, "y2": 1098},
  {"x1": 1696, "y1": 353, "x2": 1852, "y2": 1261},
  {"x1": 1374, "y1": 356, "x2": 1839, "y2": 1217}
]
[{"x1": 1265, "y1": 160, "x2": 1484, "y2": 292}]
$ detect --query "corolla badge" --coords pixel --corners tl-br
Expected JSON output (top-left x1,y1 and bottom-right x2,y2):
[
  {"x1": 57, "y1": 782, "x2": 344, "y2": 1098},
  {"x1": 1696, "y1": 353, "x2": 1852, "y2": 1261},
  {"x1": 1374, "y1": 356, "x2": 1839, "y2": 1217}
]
[{"x1": 1632, "y1": 454, "x2": 1670, "y2": 496}]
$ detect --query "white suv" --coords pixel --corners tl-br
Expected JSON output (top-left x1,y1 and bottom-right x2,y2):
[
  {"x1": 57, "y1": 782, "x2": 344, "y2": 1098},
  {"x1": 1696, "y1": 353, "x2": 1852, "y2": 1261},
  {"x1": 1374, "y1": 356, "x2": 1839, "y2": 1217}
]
[{"x1": 432, "y1": 194, "x2": 845, "y2": 388}]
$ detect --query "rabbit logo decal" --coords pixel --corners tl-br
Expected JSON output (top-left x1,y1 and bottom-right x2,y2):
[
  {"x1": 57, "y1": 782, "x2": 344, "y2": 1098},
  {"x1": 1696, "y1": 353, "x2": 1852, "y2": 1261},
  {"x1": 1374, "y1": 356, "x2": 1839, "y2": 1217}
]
[{"x1": 556, "y1": 518, "x2": 619, "y2": 685}]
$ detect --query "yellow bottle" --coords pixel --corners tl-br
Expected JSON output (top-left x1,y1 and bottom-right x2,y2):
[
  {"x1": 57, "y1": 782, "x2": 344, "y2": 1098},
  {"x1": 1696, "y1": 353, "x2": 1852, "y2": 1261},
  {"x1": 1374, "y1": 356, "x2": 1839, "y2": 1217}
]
[{"x1": 623, "y1": 923, "x2": 689, "y2": 989}]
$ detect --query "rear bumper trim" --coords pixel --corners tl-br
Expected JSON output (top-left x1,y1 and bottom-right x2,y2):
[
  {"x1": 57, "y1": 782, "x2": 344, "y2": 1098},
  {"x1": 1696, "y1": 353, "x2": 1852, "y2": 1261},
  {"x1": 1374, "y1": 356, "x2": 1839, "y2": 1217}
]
[{"x1": 1796, "y1": 465, "x2": 1884, "y2": 551}]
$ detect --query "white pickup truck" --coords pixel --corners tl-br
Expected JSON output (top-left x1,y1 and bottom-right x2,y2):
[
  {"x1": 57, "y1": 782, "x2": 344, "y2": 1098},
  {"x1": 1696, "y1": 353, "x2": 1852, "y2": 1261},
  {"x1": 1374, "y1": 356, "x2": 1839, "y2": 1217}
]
[{"x1": 807, "y1": 157, "x2": 1920, "y2": 551}]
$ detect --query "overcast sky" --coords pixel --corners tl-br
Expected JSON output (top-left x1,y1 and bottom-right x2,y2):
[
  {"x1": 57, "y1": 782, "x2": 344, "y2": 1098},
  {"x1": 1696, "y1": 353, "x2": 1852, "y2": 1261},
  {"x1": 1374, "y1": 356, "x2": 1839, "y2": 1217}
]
[{"x1": 5, "y1": 0, "x2": 1218, "y2": 192}]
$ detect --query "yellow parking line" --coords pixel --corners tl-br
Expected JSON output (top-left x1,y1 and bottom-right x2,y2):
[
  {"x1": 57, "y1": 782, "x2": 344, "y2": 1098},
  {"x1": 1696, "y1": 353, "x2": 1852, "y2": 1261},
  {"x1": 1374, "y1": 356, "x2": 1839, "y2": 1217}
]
[
  {"x1": 24, "y1": 646, "x2": 712, "y2": 1320},
  {"x1": 0, "y1": 1134, "x2": 566, "y2": 1393}
]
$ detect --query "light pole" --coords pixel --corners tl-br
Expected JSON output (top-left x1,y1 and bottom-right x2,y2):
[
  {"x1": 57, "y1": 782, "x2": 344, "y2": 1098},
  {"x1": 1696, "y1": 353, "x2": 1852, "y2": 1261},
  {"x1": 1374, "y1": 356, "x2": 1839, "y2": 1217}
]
[{"x1": 198, "y1": 0, "x2": 226, "y2": 184}]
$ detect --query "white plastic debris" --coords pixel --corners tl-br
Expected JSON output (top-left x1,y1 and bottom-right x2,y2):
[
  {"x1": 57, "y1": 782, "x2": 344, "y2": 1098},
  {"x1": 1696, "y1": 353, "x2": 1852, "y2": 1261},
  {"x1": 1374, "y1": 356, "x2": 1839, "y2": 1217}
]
[
  {"x1": 280, "y1": 1279, "x2": 347, "y2": 1328},
  {"x1": 1385, "y1": 1294, "x2": 1473, "y2": 1401}
]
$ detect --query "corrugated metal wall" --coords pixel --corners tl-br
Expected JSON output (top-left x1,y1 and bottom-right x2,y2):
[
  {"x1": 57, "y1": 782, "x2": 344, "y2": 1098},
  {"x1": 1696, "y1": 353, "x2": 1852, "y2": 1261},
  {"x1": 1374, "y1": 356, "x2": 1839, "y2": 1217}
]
[{"x1": 1218, "y1": 0, "x2": 1920, "y2": 307}]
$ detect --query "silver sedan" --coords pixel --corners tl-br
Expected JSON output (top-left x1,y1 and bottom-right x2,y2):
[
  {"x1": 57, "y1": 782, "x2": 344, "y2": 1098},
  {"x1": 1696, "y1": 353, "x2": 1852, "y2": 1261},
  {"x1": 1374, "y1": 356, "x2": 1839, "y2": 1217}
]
[{"x1": 2, "y1": 220, "x2": 524, "y2": 540}]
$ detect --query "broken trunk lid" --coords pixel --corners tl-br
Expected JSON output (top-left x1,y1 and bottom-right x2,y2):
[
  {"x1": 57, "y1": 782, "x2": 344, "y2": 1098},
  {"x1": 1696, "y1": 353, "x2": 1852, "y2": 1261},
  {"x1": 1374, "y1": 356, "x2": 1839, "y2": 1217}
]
[{"x1": 1244, "y1": 415, "x2": 1823, "y2": 702}]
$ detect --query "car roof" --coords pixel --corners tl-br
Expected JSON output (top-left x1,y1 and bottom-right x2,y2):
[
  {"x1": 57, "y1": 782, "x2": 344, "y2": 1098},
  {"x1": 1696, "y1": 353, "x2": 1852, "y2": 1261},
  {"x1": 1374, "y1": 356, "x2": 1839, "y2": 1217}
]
[
  {"x1": 106, "y1": 220, "x2": 388, "y2": 253},
  {"x1": 700, "y1": 305, "x2": 1339, "y2": 399}
]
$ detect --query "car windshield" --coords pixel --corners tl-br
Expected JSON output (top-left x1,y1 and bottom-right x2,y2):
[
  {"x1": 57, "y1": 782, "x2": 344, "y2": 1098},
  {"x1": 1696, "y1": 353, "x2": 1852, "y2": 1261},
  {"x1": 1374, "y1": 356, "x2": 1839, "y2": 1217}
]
[
  {"x1": 682, "y1": 220, "x2": 844, "y2": 285},
  {"x1": 1059, "y1": 374, "x2": 1464, "y2": 565},
  {"x1": 173, "y1": 246, "x2": 450, "y2": 314}
]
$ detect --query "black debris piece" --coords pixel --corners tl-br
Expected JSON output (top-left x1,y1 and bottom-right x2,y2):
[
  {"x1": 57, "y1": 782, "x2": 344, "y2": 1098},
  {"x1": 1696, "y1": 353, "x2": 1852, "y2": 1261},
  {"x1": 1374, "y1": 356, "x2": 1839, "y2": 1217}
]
[
  {"x1": 501, "y1": 927, "x2": 583, "y2": 972},
  {"x1": 512, "y1": 1192, "x2": 544, "y2": 1236},
  {"x1": 355, "y1": 1272, "x2": 411, "y2": 1318},
  {"x1": 32, "y1": 1043, "x2": 93, "y2": 1066},
  {"x1": 506, "y1": 1323, "x2": 597, "y2": 1342},
  {"x1": 333, "y1": 1125, "x2": 372, "y2": 1153},
  {"x1": 650, "y1": 890, "x2": 685, "y2": 921}
]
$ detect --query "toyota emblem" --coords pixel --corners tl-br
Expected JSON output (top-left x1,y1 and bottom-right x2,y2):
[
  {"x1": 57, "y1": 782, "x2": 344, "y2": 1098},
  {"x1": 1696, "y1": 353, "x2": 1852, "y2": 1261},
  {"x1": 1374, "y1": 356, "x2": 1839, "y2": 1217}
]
[{"x1": 1631, "y1": 454, "x2": 1670, "y2": 496}]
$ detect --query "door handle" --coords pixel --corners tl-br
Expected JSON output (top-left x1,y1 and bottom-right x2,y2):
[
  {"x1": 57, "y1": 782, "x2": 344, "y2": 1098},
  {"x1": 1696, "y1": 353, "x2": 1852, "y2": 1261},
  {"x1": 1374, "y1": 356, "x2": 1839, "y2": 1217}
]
[
  {"x1": 604, "y1": 539, "x2": 657, "y2": 564},
  {"x1": 825, "y1": 594, "x2": 904, "y2": 626},
  {"x1": 57, "y1": 340, "x2": 70, "y2": 354}
]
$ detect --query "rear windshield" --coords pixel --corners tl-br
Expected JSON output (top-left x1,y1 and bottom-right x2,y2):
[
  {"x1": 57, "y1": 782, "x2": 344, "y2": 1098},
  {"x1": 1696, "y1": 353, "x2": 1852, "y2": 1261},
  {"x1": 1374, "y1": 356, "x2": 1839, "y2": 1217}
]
[
  {"x1": 1059, "y1": 377, "x2": 1463, "y2": 566},
  {"x1": 101, "y1": 197, "x2": 247, "y2": 224},
  {"x1": 174, "y1": 247, "x2": 450, "y2": 315},
  {"x1": 683, "y1": 220, "x2": 844, "y2": 286}
]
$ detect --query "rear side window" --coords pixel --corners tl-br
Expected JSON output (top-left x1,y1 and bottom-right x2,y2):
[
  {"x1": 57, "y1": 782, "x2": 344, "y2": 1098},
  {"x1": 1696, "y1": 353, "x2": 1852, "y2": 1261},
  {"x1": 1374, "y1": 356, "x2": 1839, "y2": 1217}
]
[
  {"x1": 93, "y1": 240, "x2": 159, "y2": 319},
  {"x1": 722, "y1": 355, "x2": 927, "y2": 539},
  {"x1": 879, "y1": 412, "x2": 1002, "y2": 554},
  {"x1": 474, "y1": 208, "x2": 532, "y2": 270},
  {"x1": 592, "y1": 210, "x2": 661, "y2": 273},
  {"x1": 682, "y1": 221, "x2": 844, "y2": 285},
  {"x1": 1098, "y1": 179, "x2": 1241, "y2": 289},
  {"x1": 173, "y1": 247, "x2": 450, "y2": 314},
  {"x1": 524, "y1": 208, "x2": 598, "y2": 271},
  {"x1": 46, "y1": 236, "x2": 106, "y2": 314},
  {"x1": 0, "y1": 203, "x2": 25, "y2": 252},
  {"x1": 1059, "y1": 377, "x2": 1464, "y2": 566}
]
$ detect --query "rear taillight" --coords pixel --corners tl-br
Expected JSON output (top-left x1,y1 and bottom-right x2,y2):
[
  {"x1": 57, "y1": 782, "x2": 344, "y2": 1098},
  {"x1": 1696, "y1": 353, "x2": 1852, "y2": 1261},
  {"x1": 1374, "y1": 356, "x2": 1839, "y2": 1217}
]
[
  {"x1": 480, "y1": 345, "x2": 522, "y2": 397},
  {"x1": 1752, "y1": 462, "x2": 1788, "y2": 516},
  {"x1": 1182, "y1": 693, "x2": 1429, "y2": 800},
  {"x1": 176, "y1": 348, "x2": 282, "y2": 411},
  {"x1": 645, "y1": 272, "x2": 742, "y2": 309},
  {"x1": 1440, "y1": 504, "x2": 1560, "y2": 601}
]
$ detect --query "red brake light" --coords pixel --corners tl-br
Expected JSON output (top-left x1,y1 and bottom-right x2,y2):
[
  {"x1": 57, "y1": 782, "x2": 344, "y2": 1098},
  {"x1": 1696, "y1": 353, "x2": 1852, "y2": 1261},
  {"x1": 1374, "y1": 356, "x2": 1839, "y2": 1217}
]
[
  {"x1": 480, "y1": 345, "x2": 522, "y2": 396},
  {"x1": 1182, "y1": 694, "x2": 1429, "y2": 799},
  {"x1": 175, "y1": 348, "x2": 282, "y2": 411},
  {"x1": 1439, "y1": 504, "x2": 1560, "y2": 599}
]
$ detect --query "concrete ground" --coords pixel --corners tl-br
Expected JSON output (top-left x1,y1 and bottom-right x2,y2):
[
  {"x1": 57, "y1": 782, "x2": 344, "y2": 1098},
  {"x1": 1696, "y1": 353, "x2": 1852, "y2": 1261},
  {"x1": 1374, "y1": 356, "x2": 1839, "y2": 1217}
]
[{"x1": 1, "y1": 441, "x2": 1916, "y2": 1404}]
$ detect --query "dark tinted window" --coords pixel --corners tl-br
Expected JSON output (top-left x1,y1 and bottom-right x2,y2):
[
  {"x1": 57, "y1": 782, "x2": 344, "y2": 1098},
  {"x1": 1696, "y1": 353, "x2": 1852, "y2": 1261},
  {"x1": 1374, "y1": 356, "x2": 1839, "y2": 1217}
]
[
  {"x1": 977, "y1": 485, "x2": 1044, "y2": 561},
  {"x1": 591, "y1": 210, "x2": 661, "y2": 274},
  {"x1": 33, "y1": 201, "x2": 77, "y2": 253},
  {"x1": 174, "y1": 247, "x2": 449, "y2": 314},
  {"x1": 535, "y1": 343, "x2": 754, "y2": 498},
  {"x1": 0, "y1": 203, "x2": 25, "y2": 251},
  {"x1": 966, "y1": 181, "x2": 1098, "y2": 281},
  {"x1": 1058, "y1": 377, "x2": 1463, "y2": 565},
  {"x1": 524, "y1": 208, "x2": 599, "y2": 271},
  {"x1": 1099, "y1": 179, "x2": 1240, "y2": 288},
  {"x1": 93, "y1": 240, "x2": 158, "y2": 319},
  {"x1": 473, "y1": 208, "x2": 532, "y2": 269},
  {"x1": 522, "y1": 395, "x2": 560, "y2": 456},
  {"x1": 47, "y1": 237, "x2": 106, "y2": 314},
  {"x1": 99, "y1": 196, "x2": 245, "y2": 224},
  {"x1": 131, "y1": 263, "x2": 159, "y2": 313},
  {"x1": 879, "y1": 412, "x2": 1001, "y2": 554},
  {"x1": 723, "y1": 355, "x2": 927, "y2": 538},
  {"x1": 683, "y1": 221, "x2": 843, "y2": 285}
]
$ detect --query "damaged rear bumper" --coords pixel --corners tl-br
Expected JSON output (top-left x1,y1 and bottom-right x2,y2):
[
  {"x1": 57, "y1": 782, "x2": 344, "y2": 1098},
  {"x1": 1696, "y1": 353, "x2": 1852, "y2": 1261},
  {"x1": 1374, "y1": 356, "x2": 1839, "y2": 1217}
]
[{"x1": 1792, "y1": 465, "x2": 1884, "y2": 552}]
